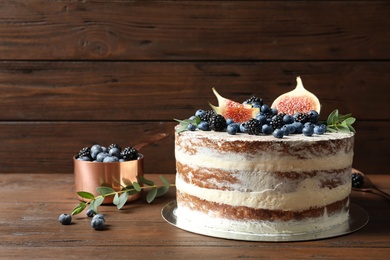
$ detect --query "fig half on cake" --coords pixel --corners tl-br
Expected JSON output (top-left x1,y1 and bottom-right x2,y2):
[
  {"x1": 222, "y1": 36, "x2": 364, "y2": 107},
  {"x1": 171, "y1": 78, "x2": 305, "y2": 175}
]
[
  {"x1": 271, "y1": 77, "x2": 321, "y2": 115},
  {"x1": 209, "y1": 88, "x2": 259, "y2": 123}
]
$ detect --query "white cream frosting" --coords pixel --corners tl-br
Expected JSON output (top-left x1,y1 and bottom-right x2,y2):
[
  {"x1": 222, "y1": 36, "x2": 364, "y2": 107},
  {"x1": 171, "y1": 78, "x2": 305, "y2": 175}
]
[
  {"x1": 175, "y1": 204, "x2": 350, "y2": 234},
  {"x1": 176, "y1": 175, "x2": 351, "y2": 211}
]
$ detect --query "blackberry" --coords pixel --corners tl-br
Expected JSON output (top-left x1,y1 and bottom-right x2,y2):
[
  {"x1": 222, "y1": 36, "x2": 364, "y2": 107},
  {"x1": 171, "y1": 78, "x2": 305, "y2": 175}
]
[
  {"x1": 121, "y1": 147, "x2": 139, "y2": 161},
  {"x1": 78, "y1": 147, "x2": 91, "y2": 159},
  {"x1": 244, "y1": 118, "x2": 261, "y2": 135},
  {"x1": 199, "y1": 110, "x2": 216, "y2": 123},
  {"x1": 270, "y1": 113, "x2": 285, "y2": 130},
  {"x1": 108, "y1": 143, "x2": 121, "y2": 151},
  {"x1": 209, "y1": 114, "x2": 227, "y2": 132},
  {"x1": 243, "y1": 96, "x2": 263, "y2": 107},
  {"x1": 352, "y1": 172, "x2": 364, "y2": 188},
  {"x1": 294, "y1": 113, "x2": 311, "y2": 124}
]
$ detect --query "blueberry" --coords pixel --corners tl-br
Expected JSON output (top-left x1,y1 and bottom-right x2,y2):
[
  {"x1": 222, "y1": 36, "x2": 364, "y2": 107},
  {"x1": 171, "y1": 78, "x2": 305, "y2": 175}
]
[
  {"x1": 273, "y1": 129, "x2": 284, "y2": 138},
  {"x1": 90, "y1": 144, "x2": 103, "y2": 159},
  {"x1": 226, "y1": 118, "x2": 234, "y2": 125},
  {"x1": 308, "y1": 110, "x2": 319, "y2": 123},
  {"x1": 270, "y1": 108, "x2": 278, "y2": 116},
  {"x1": 58, "y1": 213, "x2": 72, "y2": 225},
  {"x1": 96, "y1": 152, "x2": 109, "y2": 162},
  {"x1": 77, "y1": 156, "x2": 91, "y2": 161},
  {"x1": 304, "y1": 122, "x2": 314, "y2": 129},
  {"x1": 283, "y1": 115, "x2": 294, "y2": 124},
  {"x1": 239, "y1": 123, "x2": 247, "y2": 133},
  {"x1": 262, "y1": 124, "x2": 273, "y2": 135},
  {"x1": 103, "y1": 156, "x2": 119, "y2": 162},
  {"x1": 314, "y1": 124, "x2": 327, "y2": 135},
  {"x1": 187, "y1": 123, "x2": 196, "y2": 131},
  {"x1": 109, "y1": 148, "x2": 121, "y2": 158},
  {"x1": 195, "y1": 109, "x2": 206, "y2": 118},
  {"x1": 93, "y1": 214, "x2": 105, "y2": 221},
  {"x1": 292, "y1": 122, "x2": 304, "y2": 133},
  {"x1": 261, "y1": 104, "x2": 270, "y2": 114},
  {"x1": 197, "y1": 121, "x2": 209, "y2": 131},
  {"x1": 281, "y1": 125, "x2": 290, "y2": 136},
  {"x1": 256, "y1": 114, "x2": 267, "y2": 125},
  {"x1": 302, "y1": 126, "x2": 314, "y2": 136},
  {"x1": 227, "y1": 124, "x2": 239, "y2": 135},
  {"x1": 285, "y1": 123, "x2": 296, "y2": 134},
  {"x1": 86, "y1": 209, "x2": 96, "y2": 218},
  {"x1": 91, "y1": 218, "x2": 105, "y2": 230},
  {"x1": 189, "y1": 115, "x2": 196, "y2": 120}
]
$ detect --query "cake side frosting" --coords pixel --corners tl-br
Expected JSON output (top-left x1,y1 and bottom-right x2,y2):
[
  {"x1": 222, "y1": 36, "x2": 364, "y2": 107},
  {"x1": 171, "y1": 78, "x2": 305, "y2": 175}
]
[{"x1": 174, "y1": 129, "x2": 354, "y2": 234}]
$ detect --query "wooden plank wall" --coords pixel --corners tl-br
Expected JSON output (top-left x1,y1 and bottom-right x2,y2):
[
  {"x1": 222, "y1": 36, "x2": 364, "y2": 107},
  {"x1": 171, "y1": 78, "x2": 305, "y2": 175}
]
[{"x1": 0, "y1": 1, "x2": 389, "y2": 175}]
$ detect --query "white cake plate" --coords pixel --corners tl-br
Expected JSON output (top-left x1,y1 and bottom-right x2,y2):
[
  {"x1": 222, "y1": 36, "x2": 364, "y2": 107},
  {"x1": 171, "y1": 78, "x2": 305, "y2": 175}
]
[{"x1": 161, "y1": 200, "x2": 369, "y2": 242}]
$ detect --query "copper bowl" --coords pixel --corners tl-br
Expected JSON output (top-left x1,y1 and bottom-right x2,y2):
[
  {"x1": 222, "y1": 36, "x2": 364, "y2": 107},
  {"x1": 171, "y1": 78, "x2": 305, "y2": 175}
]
[{"x1": 73, "y1": 155, "x2": 144, "y2": 204}]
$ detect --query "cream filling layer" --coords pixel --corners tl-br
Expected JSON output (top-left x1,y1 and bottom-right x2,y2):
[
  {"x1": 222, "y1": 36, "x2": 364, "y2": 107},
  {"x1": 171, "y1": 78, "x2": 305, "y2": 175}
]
[
  {"x1": 175, "y1": 148, "x2": 353, "y2": 173},
  {"x1": 175, "y1": 205, "x2": 350, "y2": 234},
  {"x1": 176, "y1": 175, "x2": 351, "y2": 211}
]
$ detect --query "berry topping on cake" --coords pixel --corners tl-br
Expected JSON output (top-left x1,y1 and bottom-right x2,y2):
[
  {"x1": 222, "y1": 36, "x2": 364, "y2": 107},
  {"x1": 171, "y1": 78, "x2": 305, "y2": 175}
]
[
  {"x1": 243, "y1": 96, "x2": 263, "y2": 108},
  {"x1": 209, "y1": 114, "x2": 227, "y2": 132},
  {"x1": 243, "y1": 118, "x2": 262, "y2": 135},
  {"x1": 174, "y1": 77, "x2": 356, "y2": 137},
  {"x1": 271, "y1": 77, "x2": 321, "y2": 115},
  {"x1": 209, "y1": 88, "x2": 259, "y2": 123}
]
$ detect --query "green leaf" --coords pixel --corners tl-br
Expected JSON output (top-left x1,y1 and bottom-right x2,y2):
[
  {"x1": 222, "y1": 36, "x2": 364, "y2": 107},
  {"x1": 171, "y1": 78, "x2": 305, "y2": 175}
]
[
  {"x1": 326, "y1": 109, "x2": 356, "y2": 134},
  {"x1": 133, "y1": 182, "x2": 142, "y2": 192},
  {"x1": 337, "y1": 113, "x2": 351, "y2": 122},
  {"x1": 94, "y1": 196, "x2": 104, "y2": 207},
  {"x1": 77, "y1": 191, "x2": 95, "y2": 200},
  {"x1": 345, "y1": 117, "x2": 356, "y2": 125},
  {"x1": 139, "y1": 176, "x2": 154, "y2": 186},
  {"x1": 117, "y1": 192, "x2": 129, "y2": 209},
  {"x1": 348, "y1": 124, "x2": 356, "y2": 133},
  {"x1": 146, "y1": 187, "x2": 158, "y2": 203},
  {"x1": 71, "y1": 202, "x2": 86, "y2": 215},
  {"x1": 156, "y1": 186, "x2": 170, "y2": 197},
  {"x1": 159, "y1": 175, "x2": 171, "y2": 187},
  {"x1": 174, "y1": 117, "x2": 199, "y2": 133},
  {"x1": 327, "y1": 109, "x2": 339, "y2": 125},
  {"x1": 113, "y1": 193, "x2": 120, "y2": 205},
  {"x1": 96, "y1": 186, "x2": 115, "y2": 197}
]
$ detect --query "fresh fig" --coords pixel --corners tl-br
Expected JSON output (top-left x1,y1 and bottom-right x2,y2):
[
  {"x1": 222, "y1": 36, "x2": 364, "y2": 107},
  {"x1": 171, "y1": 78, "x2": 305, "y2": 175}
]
[
  {"x1": 271, "y1": 77, "x2": 321, "y2": 115},
  {"x1": 209, "y1": 88, "x2": 259, "y2": 123}
]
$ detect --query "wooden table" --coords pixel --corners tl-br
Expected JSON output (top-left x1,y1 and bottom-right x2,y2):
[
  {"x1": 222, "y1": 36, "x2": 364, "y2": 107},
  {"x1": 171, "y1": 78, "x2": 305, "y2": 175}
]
[{"x1": 1, "y1": 173, "x2": 389, "y2": 259}]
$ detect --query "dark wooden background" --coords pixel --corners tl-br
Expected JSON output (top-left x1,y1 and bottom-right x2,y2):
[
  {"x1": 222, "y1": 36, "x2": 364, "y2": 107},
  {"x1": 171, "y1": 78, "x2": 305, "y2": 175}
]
[{"x1": 0, "y1": 1, "x2": 389, "y2": 175}]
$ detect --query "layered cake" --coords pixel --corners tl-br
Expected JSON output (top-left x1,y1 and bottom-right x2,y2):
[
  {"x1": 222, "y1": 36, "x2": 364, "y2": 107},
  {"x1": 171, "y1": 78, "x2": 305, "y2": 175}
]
[
  {"x1": 174, "y1": 77, "x2": 355, "y2": 235},
  {"x1": 175, "y1": 130, "x2": 354, "y2": 234}
]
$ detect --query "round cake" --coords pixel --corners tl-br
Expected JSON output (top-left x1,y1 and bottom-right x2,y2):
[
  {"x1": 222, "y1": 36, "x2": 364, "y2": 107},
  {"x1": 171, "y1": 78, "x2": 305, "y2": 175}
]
[{"x1": 175, "y1": 129, "x2": 354, "y2": 234}]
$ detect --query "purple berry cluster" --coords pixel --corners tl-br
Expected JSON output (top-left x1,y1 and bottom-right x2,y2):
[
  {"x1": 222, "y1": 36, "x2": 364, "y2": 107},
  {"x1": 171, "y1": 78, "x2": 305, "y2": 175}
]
[
  {"x1": 188, "y1": 96, "x2": 327, "y2": 139},
  {"x1": 76, "y1": 143, "x2": 140, "y2": 162}
]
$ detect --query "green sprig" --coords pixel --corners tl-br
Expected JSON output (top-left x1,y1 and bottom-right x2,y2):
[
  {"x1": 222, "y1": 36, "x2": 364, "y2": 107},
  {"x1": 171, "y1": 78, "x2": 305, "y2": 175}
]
[
  {"x1": 71, "y1": 175, "x2": 174, "y2": 216},
  {"x1": 174, "y1": 117, "x2": 201, "y2": 133},
  {"x1": 326, "y1": 109, "x2": 356, "y2": 133}
]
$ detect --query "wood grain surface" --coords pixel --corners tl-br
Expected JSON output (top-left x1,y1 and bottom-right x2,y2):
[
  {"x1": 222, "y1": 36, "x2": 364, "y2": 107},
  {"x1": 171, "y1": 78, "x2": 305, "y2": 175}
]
[
  {"x1": 0, "y1": 1, "x2": 388, "y2": 174},
  {"x1": 0, "y1": 173, "x2": 389, "y2": 259}
]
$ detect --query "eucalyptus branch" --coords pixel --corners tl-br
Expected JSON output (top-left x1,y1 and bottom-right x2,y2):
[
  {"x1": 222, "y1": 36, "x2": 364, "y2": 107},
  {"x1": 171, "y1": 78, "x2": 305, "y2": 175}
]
[
  {"x1": 326, "y1": 109, "x2": 356, "y2": 133},
  {"x1": 71, "y1": 175, "x2": 174, "y2": 216}
]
